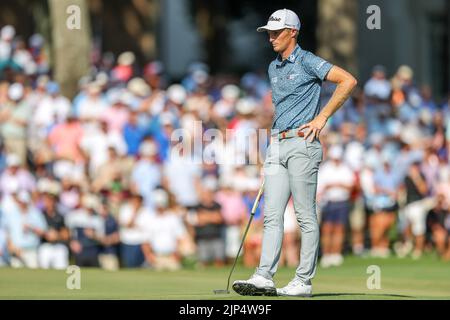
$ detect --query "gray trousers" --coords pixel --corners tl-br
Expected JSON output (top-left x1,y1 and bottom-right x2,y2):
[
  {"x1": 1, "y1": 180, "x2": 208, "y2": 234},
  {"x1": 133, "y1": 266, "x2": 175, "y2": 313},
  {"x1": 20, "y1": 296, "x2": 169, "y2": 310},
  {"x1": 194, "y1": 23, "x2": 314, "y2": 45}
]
[{"x1": 256, "y1": 136, "x2": 323, "y2": 284}]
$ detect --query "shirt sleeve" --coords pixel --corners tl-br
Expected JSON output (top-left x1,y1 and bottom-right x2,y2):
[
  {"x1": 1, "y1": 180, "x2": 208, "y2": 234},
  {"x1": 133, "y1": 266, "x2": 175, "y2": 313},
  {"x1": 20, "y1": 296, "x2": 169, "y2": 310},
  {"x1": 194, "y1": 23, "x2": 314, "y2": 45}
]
[{"x1": 303, "y1": 51, "x2": 333, "y2": 81}]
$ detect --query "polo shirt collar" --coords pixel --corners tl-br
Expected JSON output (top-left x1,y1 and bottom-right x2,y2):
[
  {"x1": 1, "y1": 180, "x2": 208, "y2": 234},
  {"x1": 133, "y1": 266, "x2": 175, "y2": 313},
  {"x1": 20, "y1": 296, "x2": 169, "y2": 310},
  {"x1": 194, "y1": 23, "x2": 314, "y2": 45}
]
[{"x1": 276, "y1": 44, "x2": 302, "y2": 66}]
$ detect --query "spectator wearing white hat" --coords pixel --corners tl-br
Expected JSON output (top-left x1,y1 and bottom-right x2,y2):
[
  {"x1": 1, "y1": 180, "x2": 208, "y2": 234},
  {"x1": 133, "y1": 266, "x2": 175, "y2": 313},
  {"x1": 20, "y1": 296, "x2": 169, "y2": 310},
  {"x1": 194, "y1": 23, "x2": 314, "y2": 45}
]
[
  {"x1": 3, "y1": 191, "x2": 47, "y2": 268},
  {"x1": 112, "y1": 51, "x2": 135, "y2": 83},
  {"x1": 229, "y1": 97, "x2": 259, "y2": 165},
  {"x1": 0, "y1": 25, "x2": 15, "y2": 62},
  {"x1": 65, "y1": 194, "x2": 104, "y2": 267},
  {"x1": 78, "y1": 82, "x2": 108, "y2": 122},
  {"x1": 0, "y1": 83, "x2": 32, "y2": 164},
  {"x1": 127, "y1": 77, "x2": 151, "y2": 111},
  {"x1": 80, "y1": 120, "x2": 127, "y2": 177},
  {"x1": 141, "y1": 188, "x2": 187, "y2": 271},
  {"x1": 32, "y1": 82, "x2": 71, "y2": 140},
  {"x1": 118, "y1": 193, "x2": 153, "y2": 268},
  {"x1": 0, "y1": 154, "x2": 36, "y2": 215},
  {"x1": 213, "y1": 84, "x2": 240, "y2": 122},
  {"x1": 317, "y1": 145, "x2": 355, "y2": 267},
  {"x1": 130, "y1": 140, "x2": 162, "y2": 209},
  {"x1": 166, "y1": 84, "x2": 187, "y2": 118}
]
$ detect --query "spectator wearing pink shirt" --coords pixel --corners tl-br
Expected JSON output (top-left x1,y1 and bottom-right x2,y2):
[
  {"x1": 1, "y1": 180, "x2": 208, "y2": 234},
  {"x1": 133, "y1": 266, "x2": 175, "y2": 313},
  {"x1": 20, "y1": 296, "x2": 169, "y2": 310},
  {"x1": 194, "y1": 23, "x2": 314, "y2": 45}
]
[
  {"x1": 47, "y1": 115, "x2": 84, "y2": 163},
  {"x1": 215, "y1": 179, "x2": 247, "y2": 263}
]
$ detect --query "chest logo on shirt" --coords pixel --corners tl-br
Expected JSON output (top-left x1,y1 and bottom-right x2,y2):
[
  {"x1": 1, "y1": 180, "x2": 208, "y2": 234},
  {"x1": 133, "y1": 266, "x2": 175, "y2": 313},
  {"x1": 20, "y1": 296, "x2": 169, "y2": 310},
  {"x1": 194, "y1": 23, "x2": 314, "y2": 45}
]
[
  {"x1": 287, "y1": 73, "x2": 300, "y2": 80},
  {"x1": 271, "y1": 77, "x2": 278, "y2": 84}
]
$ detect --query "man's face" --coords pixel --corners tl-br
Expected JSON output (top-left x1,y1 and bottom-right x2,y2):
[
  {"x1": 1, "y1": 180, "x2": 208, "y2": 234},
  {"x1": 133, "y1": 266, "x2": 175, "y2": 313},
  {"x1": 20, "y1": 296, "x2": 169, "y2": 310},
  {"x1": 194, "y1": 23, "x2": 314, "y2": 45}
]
[{"x1": 268, "y1": 28, "x2": 296, "y2": 53}]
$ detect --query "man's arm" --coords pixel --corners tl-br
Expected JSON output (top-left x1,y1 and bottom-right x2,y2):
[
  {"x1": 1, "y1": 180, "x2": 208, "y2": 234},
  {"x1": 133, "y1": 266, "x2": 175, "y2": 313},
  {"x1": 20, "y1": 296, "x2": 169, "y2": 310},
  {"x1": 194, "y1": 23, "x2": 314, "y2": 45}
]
[{"x1": 300, "y1": 66, "x2": 357, "y2": 142}]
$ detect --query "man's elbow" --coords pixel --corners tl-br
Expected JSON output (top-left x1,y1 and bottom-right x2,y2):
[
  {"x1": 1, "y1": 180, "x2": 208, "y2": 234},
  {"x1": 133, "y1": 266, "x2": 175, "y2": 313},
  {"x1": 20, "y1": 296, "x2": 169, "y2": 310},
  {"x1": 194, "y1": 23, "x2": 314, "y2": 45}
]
[{"x1": 346, "y1": 75, "x2": 358, "y2": 91}]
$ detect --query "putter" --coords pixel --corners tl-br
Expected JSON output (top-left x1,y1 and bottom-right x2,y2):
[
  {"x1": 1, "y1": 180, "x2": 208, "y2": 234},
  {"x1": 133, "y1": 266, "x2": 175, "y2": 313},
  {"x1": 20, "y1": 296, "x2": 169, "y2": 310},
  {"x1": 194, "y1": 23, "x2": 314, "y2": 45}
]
[{"x1": 214, "y1": 179, "x2": 265, "y2": 295}]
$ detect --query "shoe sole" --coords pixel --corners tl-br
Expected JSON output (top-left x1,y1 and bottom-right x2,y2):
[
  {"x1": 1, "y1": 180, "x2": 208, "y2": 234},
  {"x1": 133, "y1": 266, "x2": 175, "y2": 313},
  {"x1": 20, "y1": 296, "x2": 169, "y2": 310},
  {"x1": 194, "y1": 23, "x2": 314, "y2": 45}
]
[
  {"x1": 232, "y1": 283, "x2": 277, "y2": 297},
  {"x1": 276, "y1": 292, "x2": 312, "y2": 298}
]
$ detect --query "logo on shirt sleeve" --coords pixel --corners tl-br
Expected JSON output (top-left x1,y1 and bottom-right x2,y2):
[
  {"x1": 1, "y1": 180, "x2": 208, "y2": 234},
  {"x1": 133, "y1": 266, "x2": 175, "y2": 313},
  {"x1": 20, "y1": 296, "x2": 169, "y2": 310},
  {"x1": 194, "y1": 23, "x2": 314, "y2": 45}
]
[{"x1": 317, "y1": 61, "x2": 327, "y2": 70}]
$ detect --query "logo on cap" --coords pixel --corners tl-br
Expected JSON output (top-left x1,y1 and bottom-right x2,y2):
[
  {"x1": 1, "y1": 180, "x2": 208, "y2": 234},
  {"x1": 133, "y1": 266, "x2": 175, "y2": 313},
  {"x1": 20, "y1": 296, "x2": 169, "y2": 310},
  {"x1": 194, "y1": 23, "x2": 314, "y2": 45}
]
[{"x1": 269, "y1": 16, "x2": 281, "y2": 22}]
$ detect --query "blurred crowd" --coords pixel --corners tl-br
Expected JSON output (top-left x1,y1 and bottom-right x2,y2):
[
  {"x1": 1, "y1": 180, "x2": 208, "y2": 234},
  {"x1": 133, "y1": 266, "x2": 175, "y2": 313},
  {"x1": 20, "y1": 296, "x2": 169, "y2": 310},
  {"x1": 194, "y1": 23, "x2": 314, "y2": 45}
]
[{"x1": 0, "y1": 25, "x2": 449, "y2": 272}]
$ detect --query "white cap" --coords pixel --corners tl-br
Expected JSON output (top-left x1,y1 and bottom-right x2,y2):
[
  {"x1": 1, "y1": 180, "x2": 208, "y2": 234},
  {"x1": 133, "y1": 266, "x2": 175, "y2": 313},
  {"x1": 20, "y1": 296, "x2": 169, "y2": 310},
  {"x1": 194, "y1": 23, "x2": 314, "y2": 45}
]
[
  {"x1": 1, "y1": 25, "x2": 15, "y2": 41},
  {"x1": 236, "y1": 98, "x2": 257, "y2": 115},
  {"x1": 159, "y1": 112, "x2": 175, "y2": 126},
  {"x1": 128, "y1": 77, "x2": 151, "y2": 97},
  {"x1": 153, "y1": 189, "x2": 169, "y2": 209},
  {"x1": 8, "y1": 83, "x2": 24, "y2": 101},
  {"x1": 17, "y1": 191, "x2": 31, "y2": 204},
  {"x1": 257, "y1": 9, "x2": 301, "y2": 32},
  {"x1": 203, "y1": 176, "x2": 218, "y2": 192},
  {"x1": 328, "y1": 145, "x2": 343, "y2": 160},
  {"x1": 139, "y1": 141, "x2": 158, "y2": 157},
  {"x1": 118, "y1": 51, "x2": 135, "y2": 66},
  {"x1": 221, "y1": 85, "x2": 240, "y2": 101},
  {"x1": 6, "y1": 154, "x2": 21, "y2": 167},
  {"x1": 167, "y1": 84, "x2": 187, "y2": 105}
]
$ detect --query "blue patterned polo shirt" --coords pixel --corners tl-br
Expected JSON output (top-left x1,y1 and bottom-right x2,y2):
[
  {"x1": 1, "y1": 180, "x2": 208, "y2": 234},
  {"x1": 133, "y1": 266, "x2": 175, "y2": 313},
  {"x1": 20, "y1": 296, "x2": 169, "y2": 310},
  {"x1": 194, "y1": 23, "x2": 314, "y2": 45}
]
[{"x1": 269, "y1": 44, "x2": 333, "y2": 132}]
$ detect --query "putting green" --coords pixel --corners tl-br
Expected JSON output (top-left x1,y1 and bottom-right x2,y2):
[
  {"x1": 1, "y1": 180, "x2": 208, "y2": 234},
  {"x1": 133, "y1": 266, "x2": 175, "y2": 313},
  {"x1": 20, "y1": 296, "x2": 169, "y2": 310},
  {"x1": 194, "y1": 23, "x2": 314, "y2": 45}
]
[{"x1": 1, "y1": 255, "x2": 449, "y2": 300}]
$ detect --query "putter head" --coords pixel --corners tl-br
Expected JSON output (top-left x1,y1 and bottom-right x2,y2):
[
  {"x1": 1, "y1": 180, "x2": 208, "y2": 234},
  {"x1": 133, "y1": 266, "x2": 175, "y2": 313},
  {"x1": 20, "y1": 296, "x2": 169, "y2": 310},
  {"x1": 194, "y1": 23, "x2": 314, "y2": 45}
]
[{"x1": 213, "y1": 289, "x2": 230, "y2": 295}]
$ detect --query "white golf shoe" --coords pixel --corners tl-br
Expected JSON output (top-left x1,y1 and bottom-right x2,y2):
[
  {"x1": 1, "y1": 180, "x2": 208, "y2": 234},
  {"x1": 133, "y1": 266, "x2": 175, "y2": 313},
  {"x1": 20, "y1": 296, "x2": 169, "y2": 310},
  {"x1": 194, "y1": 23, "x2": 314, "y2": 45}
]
[
  {"x1": 232, "y1": 274, "x2": 277, "y2": 296},
  {"x1": 276, "y1": 278, "x2": 313, "y2": 297}
]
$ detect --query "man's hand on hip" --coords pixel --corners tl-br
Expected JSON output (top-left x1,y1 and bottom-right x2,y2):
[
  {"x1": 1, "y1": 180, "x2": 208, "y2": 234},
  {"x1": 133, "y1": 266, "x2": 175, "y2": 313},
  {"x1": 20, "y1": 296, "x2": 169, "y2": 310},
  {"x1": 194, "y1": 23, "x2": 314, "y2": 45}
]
[{"x1": 299, "y1": 114, "x2": 328, "y2": 142}]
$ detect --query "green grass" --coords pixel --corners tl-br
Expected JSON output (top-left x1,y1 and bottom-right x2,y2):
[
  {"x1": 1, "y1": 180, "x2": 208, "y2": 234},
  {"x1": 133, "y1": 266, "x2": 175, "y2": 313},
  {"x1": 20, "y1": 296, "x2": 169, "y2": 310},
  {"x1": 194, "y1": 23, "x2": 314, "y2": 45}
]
[{"x1": 1, "y1": 255, "x2": 449, "y2": 300}]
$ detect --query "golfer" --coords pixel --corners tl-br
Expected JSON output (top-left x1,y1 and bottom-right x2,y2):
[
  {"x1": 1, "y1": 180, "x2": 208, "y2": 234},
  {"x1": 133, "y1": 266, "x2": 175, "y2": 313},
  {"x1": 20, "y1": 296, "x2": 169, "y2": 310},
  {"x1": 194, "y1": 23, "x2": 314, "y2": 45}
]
[{"x1": 233, "y1": 9, "x2": 357, "y2": 297}]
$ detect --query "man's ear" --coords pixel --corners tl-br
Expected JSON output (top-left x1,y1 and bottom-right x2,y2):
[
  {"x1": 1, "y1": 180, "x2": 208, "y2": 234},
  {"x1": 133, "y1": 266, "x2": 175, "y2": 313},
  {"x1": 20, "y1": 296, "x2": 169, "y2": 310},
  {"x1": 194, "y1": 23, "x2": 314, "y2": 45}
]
[{"x1": 291, "y1": 29, "x2": 298, "y2": 39}]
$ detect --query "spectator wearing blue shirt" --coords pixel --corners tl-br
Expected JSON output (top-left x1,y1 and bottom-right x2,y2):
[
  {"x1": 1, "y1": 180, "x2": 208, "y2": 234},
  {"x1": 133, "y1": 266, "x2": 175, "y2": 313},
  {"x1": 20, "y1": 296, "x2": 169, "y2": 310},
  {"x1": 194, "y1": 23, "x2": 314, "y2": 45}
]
[
  {"x1": 3, "y1": 191, "x2": 47, "y2": 268},
  {"x1": 123, "y1": 110, "x2": 146, "y2": 156},
  {"x1": 370, "y1": 158, "x2": 401, "y2": 257},
  {"x1": 131, "y1": 140, "x2": 162, "y2": 210}
]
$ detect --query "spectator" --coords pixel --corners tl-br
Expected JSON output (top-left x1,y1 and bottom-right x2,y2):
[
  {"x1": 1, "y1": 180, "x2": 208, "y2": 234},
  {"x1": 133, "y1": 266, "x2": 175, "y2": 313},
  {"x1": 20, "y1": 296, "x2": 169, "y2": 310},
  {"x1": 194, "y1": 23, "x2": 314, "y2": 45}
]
[
  {"x1": 97, "y1": 200, "x2": 120, "y2": 271},
  {"x1": 364, "y1": 65, "x2": 392, "y2": 102},
  {"x1": 65, "y1": 194, "x2": 103, "y2": 267},
  {"x1": 318, "y1": 145, "x2": 354, "y2": 267},
  {"x1": 47, "y1": 114, "x2": 84, "y2": 164},
  {"x1": 130, "y1": 140, "x2": 162, "y2": 209},
  {"x1": 0, "y1": 83, "x2": 32, "y2": 164},
  {"x1": 78, "y1": 82, "x2": 108, "y2": 122},
  {"x1": 123, "y1": 110, "x2": 146, "y2": 156},
  {"x1": 370, "y1": 157, "x2": 401, "y2": 257},
  {"x1": 3, "y1": 191, "x2": 47, "y2": 268},
  {"x1": 118, "y1": 193, "x2": 152, "y2": 268},
  {"x1": 191, "y1": 184, "x2": 225, "y2": 267},
  {"x1": 215, "y1": 178, "x2": 247, "y2": 263},
  {"x1": 396, "y1": 162, "x2": 436, "y2": 259},
  {"x1": 427, "y1": 194, "x2": 450, "y2": 261},
  {"x1": 37, "y1": 187, "x2": 70, "y2": 269},
  {"x1": 141, "y1": 189, "x2": 187, "y2": 271}
]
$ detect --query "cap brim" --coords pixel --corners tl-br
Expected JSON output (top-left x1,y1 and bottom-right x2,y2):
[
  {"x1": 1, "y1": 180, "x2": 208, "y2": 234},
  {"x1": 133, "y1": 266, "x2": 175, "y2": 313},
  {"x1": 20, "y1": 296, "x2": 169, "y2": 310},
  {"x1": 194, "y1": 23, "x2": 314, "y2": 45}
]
[{"x1": 256, "y1": 25, "x2": 285, "y2": 32}]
